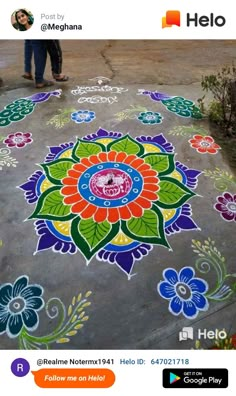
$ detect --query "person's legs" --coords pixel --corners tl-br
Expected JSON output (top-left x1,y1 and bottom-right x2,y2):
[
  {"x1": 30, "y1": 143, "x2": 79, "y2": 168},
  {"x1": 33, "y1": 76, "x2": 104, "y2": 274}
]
[
  {"x1": 23, "y1": 40, "x2": 33, "y2": 78},
  {"x1": 46, "y1": 40, "x2": 68, "y2": 81},
  {"x1": 31, "y1": 40, "x2": 54, "y2": 87}
]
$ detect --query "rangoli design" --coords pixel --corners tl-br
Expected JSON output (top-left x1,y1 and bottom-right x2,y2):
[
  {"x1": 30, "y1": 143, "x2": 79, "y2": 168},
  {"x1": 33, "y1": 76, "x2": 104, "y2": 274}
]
[
  {"x1": 0, "y1": 90, "x2": 61, "y2": 128},
  {"x1": 204, "y1": 168, "x2": 236, "y2": 192},
  {"x1": 71, "y1": 110, "x2": 96, "y2": 124},
  {"x1": 189, "y1": 135, "x2": 221, "y2": 154},
  {"x1": 138, "y1": 90, "x2": 203, "y2": 119},
  {"x1": 3, "y1": 132, "x2": 33, "y2": 149},
  {"x1": 0, "y1": 275, "x2": 92, "y2": 349},
  {"x1": 0, "y1": 147, "x2": 18, "y2": 170},
  {"x1": 19, "y1": 128, "x2": 201, "y2": 278},
  {"x1": 47, "y1": 108, "x2": 76, "y2": 129},
  {"x1": 137, "y1": 111, "x2": 163, "y2": 125},
  {"x1": 157, "y1": 238, "x2": 236, "y2": 319},
  {"x1": 214, "y1": 192, "x2": 236, "y2": 222}
]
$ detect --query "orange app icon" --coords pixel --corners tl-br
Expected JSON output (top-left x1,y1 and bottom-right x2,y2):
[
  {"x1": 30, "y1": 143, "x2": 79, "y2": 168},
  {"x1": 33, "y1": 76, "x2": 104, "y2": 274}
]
[{"x1": 162, "y1": 10, "x2": 181, "y2": 28}]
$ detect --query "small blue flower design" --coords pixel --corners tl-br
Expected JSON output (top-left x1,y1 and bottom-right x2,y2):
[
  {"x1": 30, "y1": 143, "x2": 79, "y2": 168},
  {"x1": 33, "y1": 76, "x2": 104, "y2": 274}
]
[
  {"x1": 71, "y1": 110, "x2": 96, "y2": 124},
  {"x1": 157, "y1": 267, "x2": 209, "y2": 319},
  {"x1": 0, "y1": 276, "x2": 44, "y2": 338}
]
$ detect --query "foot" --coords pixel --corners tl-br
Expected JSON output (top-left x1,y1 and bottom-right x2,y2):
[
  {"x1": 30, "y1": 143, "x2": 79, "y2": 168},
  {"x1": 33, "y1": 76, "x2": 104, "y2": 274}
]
[
  {"x1": 53, "y1": 74, "x2": 69, "y2": 82},
  {"x1": 22, "y1": 73, "x2": 33, "y2": 80},
  {"x1": 35, "y1": 80, "x2": 54, "y2": 88}
]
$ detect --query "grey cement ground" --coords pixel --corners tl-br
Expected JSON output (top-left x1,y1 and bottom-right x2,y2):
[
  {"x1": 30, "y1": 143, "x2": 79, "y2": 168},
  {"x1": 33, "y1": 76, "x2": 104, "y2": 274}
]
[{"x1": 0, "y1": 40, "x2": 236, "y2": 350}]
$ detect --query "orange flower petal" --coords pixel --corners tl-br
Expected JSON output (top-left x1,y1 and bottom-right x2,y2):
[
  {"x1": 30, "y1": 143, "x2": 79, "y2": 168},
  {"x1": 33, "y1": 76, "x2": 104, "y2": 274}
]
[
  {"x1": 62, "y1": 177, "x2": 78, "y2": 186},
  {"x1": 119, "y1": 205, "x2": 132, "y2": 220},
  {"x1": 108, "y1": 151, "x2": 117, "y2": 162},
  {"x1": 129, "y1": 158, "x2": 144, "y2": 169},
  {"x1": 207, "y1": 148, "x2": 218, "y2": 154},
  {"x1": 135, "y1": 196, "x2": 152, "y2": 209},
  {"x1": 67, "y1": 169, "x2": 82, "y2": 179},
  {"x1": 64, "y1": 193, "x2": 82, "y2": 205},
  {"x1": 212, "y1": 143, "x2": 221, "y2": 149},
  {"x1": 127, "y1": 202, "x2": 143, "y2": 217},
  {"x1": 143, "y1": 183, "x2": 160, "y2": 192},
  {"x1": 141, "y1": 190, "x2": 158, "y2": 201},
  {"x1": 115, "y1": 152, "x2": 127, "y2": 162},
  {"x1": 80, "y1": 204, "x2": 97, "y2": 219},
  {"x1": 193, "y1": 135, "x2": 203, "y2": 140},
  {"x1": 80, "y1": 157, "x2": 93, "y2": 167},
  {"x1": 136, "y1": 163, "x2": 151, "y2": 172},
  {"x1": 140, "y1": 170, "x2": 157, "y2": 177},
  {"x1": 61, "y1": 186, "x2": 78, "y2": 196},
  {"x1": 73, "y1": 163, "x2": 88, "y2": 172},
  {"x1": 98, "y1": 152, "x2": 108, "y2": 162},
  {"x1": 143, "y1": 176, "x2": 159, "y2": 184},
  {"x1": 196, "y1": 147, "x2": 207, "y2": 153},
  {"x1": 107, "y1": 208, "x2": 120, "y2": 223},
  {"x1": 88, "y1": 155, "x2": 100, "y2": 164},
  {"x1": 124, "y1": 155, "x2": 137, "y2": 164},
  {"x1": 204, "y1": 136, "x2": 214, "y2": 143},
  {"x1": 94, "y1": 208, "x2": 108, "y2": 222},
  {"x1": 71, "y1": 199, "x2": 88, "y2": 214}
]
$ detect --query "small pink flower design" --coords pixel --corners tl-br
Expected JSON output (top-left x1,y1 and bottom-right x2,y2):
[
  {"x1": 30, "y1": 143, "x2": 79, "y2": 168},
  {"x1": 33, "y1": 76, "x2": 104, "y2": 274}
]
[
  {"x1": 3, "y1": 132, "x2": 33, "y2": 149},
  {"x1": 214, "y1": 192, "x2": 236, "y2": 222}
]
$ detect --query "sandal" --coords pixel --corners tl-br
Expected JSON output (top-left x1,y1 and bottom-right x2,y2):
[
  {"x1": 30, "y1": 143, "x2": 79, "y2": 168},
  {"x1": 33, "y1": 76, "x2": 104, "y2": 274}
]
[
  {"x1": 22, "y1": 73, "x2": 33, "y2": 80},
  {"x1": 53, "y1": 74, "x2": 69, "y2": 82},
  {"x1": 35, "y1": 80, "x2": 54, "y2": 88}
]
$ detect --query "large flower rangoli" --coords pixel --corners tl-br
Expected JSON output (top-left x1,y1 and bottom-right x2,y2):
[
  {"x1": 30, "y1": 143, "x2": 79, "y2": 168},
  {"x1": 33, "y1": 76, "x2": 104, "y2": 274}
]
[{"x1": 19, "y1": 128, "x2": 201, "y2": 277}]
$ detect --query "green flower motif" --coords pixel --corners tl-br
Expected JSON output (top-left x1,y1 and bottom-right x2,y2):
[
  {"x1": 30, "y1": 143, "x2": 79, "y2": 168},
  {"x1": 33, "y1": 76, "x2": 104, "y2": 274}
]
[{"x1": 137, "y1": 111, "x2": 163, "y2": 125}]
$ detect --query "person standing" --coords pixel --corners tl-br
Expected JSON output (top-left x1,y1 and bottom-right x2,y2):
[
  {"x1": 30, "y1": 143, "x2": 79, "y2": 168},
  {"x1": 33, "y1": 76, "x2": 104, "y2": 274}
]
[{"x1": 22, "y1": 40, "x2": 69, "y2": 83}]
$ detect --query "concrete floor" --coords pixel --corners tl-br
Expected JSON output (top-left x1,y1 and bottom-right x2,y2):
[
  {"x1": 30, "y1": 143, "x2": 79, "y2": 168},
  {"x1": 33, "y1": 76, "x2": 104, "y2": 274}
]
[{"x1": 0, "y1": 40, "x2": 236, "y2": 350}]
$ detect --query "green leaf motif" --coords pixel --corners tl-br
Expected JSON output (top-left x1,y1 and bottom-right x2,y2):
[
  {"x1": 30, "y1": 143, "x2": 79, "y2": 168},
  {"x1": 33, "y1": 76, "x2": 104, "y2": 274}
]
[
  {"x1": 142, "y1": 153, "x2": 175, "y2": 176},
  {"x1": 157, "y1": 177, "x2": 195, "y2": 208},
  {"x1": 128, "y1": 210, "x2": 160, "y2": 238},
  {"x1": 71, "y1": 217, "x2": 120, "y2": 261},
  {"x1": 79, "y1": 219, "x2": 112, "y2": 249},
  {"x1": 29, "y1": 186, "x2": 75, "y2": 221},
  {"x1": 107, "y1": 135, "x2": 144, "y2": 156},
  {"x1": 41, "y1": 159, "x2": 75, "y2": 184},
  {"x1": 121, "y1": 205, "x2": 169, "y2": 247},
  {"x1": 72, "y1": 139, "x2": 105, "y2": 160}
]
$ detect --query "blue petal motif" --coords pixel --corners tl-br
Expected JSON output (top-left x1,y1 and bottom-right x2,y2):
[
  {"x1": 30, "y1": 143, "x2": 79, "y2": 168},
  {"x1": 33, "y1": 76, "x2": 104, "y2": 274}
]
[
  {"x1": 0, "y1": 310, "x2": 10, "y2": 334},
  {"x1": 179, "y1": 267, "x2": 194, "y2": 283},
  {"x1": 12, "y1": 276, "x2": 28, "y2": 298},
  {"x1": 191, "y1": 292, "x2": 209, "y2": 310},
  {"x1": 18, "y1": 171, "x2": 43, "y2": 204},
  {"x1": 7, "y1": 314, "x2": 23, "y2": 338},
  {"x1": 136, "y1": 134, "x2": 174, "y2": 153},
  {"x1": 183, "y1": 301, "x2": 197, "y2": 318},
  {"x1": 158, "y1": 282, "x2": 176, "y2": 299},
  {"x1": 163, "y1": 268, "x2": 178, "y2": 285},
  {"x1": 97, "y1": 244, "x2": 152, "y2": 277},
  {"x1": 35, "y1": 220, "x2": 77, "y2": 255},
  {"x1": 0, "y1": 284, "x2": 13, "y2": 305},
  {"x1": 83, "y1": 128, "x2": 123, "y2": 142},
  {"x1": 44, "y1": 142, "x2": 74, "y2": 163},
  {"x1": 20, "y1": 286, "x2": 43, "y2": 299},
  {"x1": 188, "y1": 278, "x2": 208, "y2": 293},
  {"x1": 176, "y1": 162, "x2": 202, "y2": 190},
  {"x1": 22, "y1": 309, "x2": 39, "y2": 330},
  {"x1": 169, "y1": 296, "x2": 182, "y2": 315},
  {"x1": 25, "y1": 297, "x2": 44, "y2": 310}
]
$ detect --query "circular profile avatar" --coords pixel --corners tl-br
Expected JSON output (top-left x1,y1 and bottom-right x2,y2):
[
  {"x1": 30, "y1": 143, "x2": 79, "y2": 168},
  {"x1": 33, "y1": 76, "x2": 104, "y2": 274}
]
[{"x1": 12, "y1": 9, "x2": 34, "y2": 31}]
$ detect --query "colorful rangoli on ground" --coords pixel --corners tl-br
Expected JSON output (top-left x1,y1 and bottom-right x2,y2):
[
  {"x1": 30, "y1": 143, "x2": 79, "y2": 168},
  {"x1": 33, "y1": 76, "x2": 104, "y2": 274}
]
[{"x1": 19, "y1": 128, "x2": 201, "y2": 277}]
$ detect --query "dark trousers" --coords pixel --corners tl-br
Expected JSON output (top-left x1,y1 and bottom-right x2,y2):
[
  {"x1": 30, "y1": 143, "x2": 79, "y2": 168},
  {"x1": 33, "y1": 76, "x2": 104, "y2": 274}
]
[
  {"x1": 26, "y1": 40, "x2": 47, "y2": 84},
  {"x1": 46, "y1": 40, "x2": 62, "y2": 75}
]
